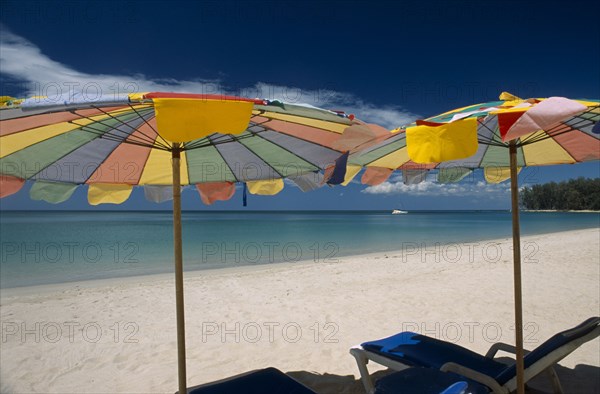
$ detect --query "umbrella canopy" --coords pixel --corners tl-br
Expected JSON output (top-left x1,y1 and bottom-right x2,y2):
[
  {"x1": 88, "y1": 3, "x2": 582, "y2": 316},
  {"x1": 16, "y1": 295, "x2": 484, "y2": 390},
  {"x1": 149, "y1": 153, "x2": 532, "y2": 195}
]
[
  {"x1": 350, "y1": 93, "x2": 599, "y2": 186},
  {"x1": 0, "y1": 92, "x2": 384, "y2": 393},
  {"x1": 348, "y1": 93, "x2": 599, "y2": 394},
  {"x1": 1, "y1": 92, "x2": 385, "y2": 201}
]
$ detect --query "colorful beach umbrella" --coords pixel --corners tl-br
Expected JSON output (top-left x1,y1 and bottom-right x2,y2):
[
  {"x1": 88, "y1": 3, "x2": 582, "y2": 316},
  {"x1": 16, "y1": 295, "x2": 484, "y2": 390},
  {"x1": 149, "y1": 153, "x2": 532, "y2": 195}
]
[
  {"x1": 0, "y1": 92, "x2": 384, "y2": 393},
  {"x1": 348, "y1": 93, "x2": 600, "y2": 394}
]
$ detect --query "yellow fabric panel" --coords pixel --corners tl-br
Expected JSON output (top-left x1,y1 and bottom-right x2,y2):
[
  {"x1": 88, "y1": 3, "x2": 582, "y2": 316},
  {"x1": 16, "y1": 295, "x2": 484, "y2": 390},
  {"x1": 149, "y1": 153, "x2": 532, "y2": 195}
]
[
  {"x1": 153, "y1": 98, "x2": 253, "y2": 142},
  {"x1": 370, "y1": 148, "x2": 411, "y2": 169},
  {"x1": 88, "y1": 184, "x2": 133, "y2": 205},
  {"x1": 128, "y1": 92, "x2": 149, "y2": 101},
  {"x1": 0, "y1": 96, "x2": 22, "y2": 107},
  {"x1": 260, "y1": 111, "x2": 348, "y2": 133},
  {"x1": 521, "y1": 132, "x2": 575, "y2": 165},
  {"x1": 246, "y1": 179, "x2": 284, "y2": 195},
  {"x1": 137, "y1": 149, "x2": 189, "y2": 185},
  {"x1": 406, "y1": 118, "x2": 478, "y2": 164},
  {"x1": 499, "y1": 92, "x2": 522, "y2": 101},
  {"x1": 1, "y1": 123, "x2": 79, "y2": 158},
  {"x1": 484, "y1": 167, "x2": 521, "y2": 183},
  {"x1": 341, "y1": 164, "x2": 362, "y2": 186}
]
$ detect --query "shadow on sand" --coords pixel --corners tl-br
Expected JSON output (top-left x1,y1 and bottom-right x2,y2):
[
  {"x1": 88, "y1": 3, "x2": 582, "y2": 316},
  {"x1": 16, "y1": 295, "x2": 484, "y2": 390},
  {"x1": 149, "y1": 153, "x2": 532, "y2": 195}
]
[{"x1": 289, "y1": 363, "x2": 599, "y2": 394}]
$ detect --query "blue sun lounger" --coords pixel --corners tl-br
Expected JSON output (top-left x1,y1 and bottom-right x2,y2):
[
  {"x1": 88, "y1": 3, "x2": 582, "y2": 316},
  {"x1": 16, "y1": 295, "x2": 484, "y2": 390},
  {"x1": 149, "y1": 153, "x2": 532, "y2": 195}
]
[
  {"x1": 374, "y1": 367, "x2": 490, "y2": 394},
  {"x1": 185, "y1": 366, "x2": 488, "y2": 394},
  {"x1": 350, "y1": 317, "x2": 600, "y2": 393},
  {"x1": 186, "y1": 367, "x2": 316, "y2": 394}
]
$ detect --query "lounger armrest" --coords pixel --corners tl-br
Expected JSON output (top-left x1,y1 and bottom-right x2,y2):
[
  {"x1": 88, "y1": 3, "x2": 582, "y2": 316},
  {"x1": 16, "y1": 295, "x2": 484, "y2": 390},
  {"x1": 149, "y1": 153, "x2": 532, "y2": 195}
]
[
  {"x1": 485, "y1": 342, "x2": 531, "y2": 358},
  {"x1": 440, "y1": 362, "x2": 506, "y2": 394}
]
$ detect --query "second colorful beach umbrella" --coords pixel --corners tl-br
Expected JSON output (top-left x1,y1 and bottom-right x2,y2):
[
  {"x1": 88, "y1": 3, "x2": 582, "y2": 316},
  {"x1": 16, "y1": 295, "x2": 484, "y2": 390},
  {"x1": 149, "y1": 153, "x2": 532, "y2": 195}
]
[
  {"x1": 0, "y1": 92, "x2": 385, "y2": 393},
  {"x1": 348, "y1": 92, "x2": 600, "y2": 394}
]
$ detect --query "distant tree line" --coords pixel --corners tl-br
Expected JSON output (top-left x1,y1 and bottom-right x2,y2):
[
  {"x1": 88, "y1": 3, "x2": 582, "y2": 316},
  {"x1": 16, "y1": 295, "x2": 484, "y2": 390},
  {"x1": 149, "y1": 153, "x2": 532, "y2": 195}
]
[{"x1": 520, "y1": 177, "x2": 600, "y2": 210}]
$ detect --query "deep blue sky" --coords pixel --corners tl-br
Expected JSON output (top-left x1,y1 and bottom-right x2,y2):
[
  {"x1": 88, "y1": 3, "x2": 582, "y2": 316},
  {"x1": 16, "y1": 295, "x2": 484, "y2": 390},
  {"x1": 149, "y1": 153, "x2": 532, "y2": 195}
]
[{"x1": 1, "y1": 0, "x2": 599, "y2": 210}]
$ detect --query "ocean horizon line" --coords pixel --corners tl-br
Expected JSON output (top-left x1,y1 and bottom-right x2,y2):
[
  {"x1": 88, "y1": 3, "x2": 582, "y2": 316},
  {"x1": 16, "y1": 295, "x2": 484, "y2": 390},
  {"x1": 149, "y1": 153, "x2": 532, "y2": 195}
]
[{"x1": 1, "y1": 208, "x2": 514, "y2": 213}]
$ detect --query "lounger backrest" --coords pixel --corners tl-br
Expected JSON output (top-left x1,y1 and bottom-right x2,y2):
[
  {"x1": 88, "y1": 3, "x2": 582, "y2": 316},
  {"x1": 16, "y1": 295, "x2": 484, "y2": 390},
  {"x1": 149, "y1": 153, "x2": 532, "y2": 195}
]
[{"x1": 495, "y1": 316, "x2": 600, "y2": 384}]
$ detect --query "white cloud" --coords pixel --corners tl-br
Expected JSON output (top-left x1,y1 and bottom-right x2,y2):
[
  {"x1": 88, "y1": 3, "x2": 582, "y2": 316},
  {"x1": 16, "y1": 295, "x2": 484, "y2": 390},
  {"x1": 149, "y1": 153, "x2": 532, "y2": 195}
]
[
  {"x1": 245, "y1": 83, "x2": 419, "y2": 129},
  {"x1": 363, "y1": 179, "x2": 510, "y2": 198},
  {"x1": 0, "y1": 28, "x2": 418, "y2": 129}
]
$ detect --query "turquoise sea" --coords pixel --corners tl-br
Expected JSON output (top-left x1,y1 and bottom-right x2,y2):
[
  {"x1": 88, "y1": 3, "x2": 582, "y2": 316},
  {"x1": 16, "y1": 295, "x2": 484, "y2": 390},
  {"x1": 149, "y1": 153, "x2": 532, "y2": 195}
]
[{"x1": 1, "y1": 210, "x2": 598, "y2": 288}]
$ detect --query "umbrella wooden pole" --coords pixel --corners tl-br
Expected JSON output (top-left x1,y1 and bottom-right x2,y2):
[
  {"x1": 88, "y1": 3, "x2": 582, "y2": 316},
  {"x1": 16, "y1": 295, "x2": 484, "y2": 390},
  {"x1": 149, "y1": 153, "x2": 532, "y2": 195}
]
[
  {"x1": 509, "y1": 141, "x2": 525, "y2": 394},
  {"x1": 172, "y1": 144, "x2": 187, "y2": 394}
]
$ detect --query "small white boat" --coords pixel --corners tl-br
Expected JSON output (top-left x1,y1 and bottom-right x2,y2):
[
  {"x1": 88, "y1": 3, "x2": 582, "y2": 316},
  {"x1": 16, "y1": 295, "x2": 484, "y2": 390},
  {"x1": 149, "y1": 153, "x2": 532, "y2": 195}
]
[{"x1": 392, "y1": 209, "x2": 408, "y2": 214}]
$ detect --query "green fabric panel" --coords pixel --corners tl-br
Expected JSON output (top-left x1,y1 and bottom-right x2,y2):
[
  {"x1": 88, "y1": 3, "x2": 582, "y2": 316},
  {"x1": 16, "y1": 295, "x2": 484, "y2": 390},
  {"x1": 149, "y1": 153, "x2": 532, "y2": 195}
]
[
  {"x1": 480, "y1": 144, "x2": 524, "y2": 167},
  {"x1": 479, "y1": 144, "x2": 510, "y2": 167},
  {"x1": 0, "y1": 112, "x2": 143, "y2": 179},
  {"x1": 29, "y1": 181, "x2": 77, "y2": 203},
  {"x1": 427, "y1": 101, "x2": 504, "y2": 123},
  {"x1": 517, "y1": 146, "x2": 525, "y2": 166},
  {"x1": 579, "y1": 107, "x2": 600, "y2": 121},
  {"x1": 236, "y1": 132, "x2": 318, "y2": 177},
  {"x1": 349, "y1": 138, "x2": 407, "y2": 166},
  {"x1": 185, "y1": 145, "x2": 237, "y2": 183},
  {"x1": 438, "y1": 168, "x2": 472, "y2": 183}
]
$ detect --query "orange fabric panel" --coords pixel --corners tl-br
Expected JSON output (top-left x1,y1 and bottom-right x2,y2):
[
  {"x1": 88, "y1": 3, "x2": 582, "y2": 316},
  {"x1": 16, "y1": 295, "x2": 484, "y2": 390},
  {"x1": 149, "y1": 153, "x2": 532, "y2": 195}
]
[
  {"x1": 252, "y1": 116, "x2": 340, "y2": 148},
  {"x1": 0, "y1": 107, "x2": 127, "y2": 136},
  {"x1": 361, "y1": 167, "x2": 393, "y2": 186},
  {"x1": 553, "y1": 128, "x2": 600, "y2": 162},
  {"x1": 0, "y1": 175, "x2": 25, "y2": 197},
  {"x1": 196, "y1": 182, "x2": 236, "y2": 205},
  {"x1": 86, "y1": 123, "x2": 157, "y2": 184}
]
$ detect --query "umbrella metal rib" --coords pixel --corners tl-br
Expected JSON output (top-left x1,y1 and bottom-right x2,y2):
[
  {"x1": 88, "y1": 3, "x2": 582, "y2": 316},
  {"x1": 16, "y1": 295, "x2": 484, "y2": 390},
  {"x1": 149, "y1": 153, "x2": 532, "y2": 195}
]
[
  {"x1": 123, "y1": 104, "x2": 172, "y2": 149},
  {"x1": 69, "y1": 106, "x2": 172, "y2": 150}
]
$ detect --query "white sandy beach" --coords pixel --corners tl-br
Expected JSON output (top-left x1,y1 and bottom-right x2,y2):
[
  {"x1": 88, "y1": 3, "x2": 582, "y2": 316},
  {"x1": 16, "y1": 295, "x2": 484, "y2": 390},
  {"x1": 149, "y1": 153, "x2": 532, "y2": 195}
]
[{"x1": 1, "y1": 228, "x2": 599, "y2": 393}]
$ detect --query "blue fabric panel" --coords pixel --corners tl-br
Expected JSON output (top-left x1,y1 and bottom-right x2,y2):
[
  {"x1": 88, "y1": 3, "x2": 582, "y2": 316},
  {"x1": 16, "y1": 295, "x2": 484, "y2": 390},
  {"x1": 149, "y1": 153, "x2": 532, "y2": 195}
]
[
  {"x1": 209, "y1": 134, "x2": 276, "y2": 182},
  {"x1": 327, "y1": 152, "x2": 349, "y2": 185}
]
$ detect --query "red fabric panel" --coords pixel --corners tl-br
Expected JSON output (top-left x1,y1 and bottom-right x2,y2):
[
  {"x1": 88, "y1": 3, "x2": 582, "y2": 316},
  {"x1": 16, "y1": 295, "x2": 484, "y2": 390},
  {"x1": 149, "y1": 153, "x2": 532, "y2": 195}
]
[
  {"x1": 196, "y1": 182, "x2": 236, "y2": 205},
  {"x1": 0, "y1": 175, "x2": 25, "y2": 198},
  {"x1": 416, "y1": 120, "x2": 444, "y2": 127},
  {"x1": 553, "y1": 129, "x2": 600, "y2": 162},
  {"x1": 143, "y1": 92, "x2": 266, "y2": 105},
  {"x1": 497, "y1": 112, "x2": 525, "y2": 140}
]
